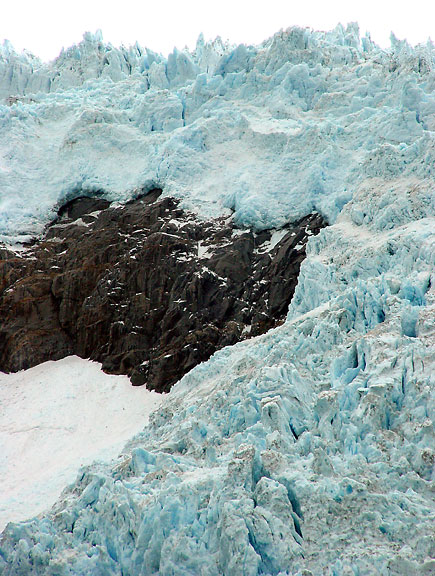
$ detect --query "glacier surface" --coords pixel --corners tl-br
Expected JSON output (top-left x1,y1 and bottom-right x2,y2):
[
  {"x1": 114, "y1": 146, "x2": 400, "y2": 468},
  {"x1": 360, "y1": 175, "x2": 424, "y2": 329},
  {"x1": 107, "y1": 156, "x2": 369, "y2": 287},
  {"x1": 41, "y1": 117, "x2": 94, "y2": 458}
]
[
  {"x1": 0, "y1": 25, "x2": 434, "y2": 241},
  {"x1": 0, "y1": 24, "x2": 434, "y2": 576}
]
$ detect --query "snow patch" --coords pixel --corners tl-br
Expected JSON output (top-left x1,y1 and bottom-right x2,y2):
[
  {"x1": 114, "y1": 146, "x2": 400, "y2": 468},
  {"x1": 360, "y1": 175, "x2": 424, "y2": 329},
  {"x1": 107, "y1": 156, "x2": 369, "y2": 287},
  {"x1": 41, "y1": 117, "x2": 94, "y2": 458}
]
[{"x1": 0, "y1": 356, "x2": 162, "y2": 531}]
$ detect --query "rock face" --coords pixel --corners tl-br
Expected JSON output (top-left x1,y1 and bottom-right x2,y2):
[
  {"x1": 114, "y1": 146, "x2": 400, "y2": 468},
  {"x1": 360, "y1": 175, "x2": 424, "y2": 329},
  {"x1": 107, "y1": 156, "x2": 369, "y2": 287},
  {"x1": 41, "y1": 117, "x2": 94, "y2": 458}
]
[{"x1": 0, "y1": 190, "x2": 325, "y2": 392}]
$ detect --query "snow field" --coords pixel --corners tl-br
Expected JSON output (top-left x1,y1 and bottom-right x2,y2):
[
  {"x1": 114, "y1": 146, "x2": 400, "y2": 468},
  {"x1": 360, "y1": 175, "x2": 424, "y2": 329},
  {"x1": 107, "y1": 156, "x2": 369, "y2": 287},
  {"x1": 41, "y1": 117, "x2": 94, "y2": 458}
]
[{"x1": 0, "y1": 357, "x2": 162, "y2": 532}]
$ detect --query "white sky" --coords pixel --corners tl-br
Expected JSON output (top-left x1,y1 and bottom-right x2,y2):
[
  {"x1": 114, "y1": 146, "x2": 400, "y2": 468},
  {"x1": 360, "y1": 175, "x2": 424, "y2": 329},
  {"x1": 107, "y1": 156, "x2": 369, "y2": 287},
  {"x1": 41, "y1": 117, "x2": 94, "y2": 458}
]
[{"x1": 1, "y1": 0, "x2": 434, "y2": 62}]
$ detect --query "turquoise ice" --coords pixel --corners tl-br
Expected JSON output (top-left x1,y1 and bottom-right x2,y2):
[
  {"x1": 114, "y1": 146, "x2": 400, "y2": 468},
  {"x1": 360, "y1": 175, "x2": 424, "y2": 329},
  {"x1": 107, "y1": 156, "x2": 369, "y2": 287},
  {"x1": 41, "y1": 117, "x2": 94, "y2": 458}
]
[{"x1": 0, "y1": 24, "x2": 434, "y2": 575}]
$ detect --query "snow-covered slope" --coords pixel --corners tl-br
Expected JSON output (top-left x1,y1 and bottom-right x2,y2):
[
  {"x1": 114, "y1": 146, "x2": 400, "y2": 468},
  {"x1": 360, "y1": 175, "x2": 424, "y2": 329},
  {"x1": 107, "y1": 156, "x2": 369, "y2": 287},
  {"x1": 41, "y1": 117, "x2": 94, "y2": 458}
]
[
  {"x1": 0, "y1": 24, "x2": 434, "y2": 576},
  {"x1": 0, "y1": 357, "x2": 162, "y2": 532}
]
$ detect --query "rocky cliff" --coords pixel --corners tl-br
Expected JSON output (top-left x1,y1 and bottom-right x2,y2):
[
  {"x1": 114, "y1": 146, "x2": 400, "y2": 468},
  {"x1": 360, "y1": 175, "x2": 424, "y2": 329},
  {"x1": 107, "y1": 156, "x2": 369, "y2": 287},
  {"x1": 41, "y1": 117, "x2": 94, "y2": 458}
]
[{"x1": 0, "y1": 189, "x2": 325, "y2": 391}]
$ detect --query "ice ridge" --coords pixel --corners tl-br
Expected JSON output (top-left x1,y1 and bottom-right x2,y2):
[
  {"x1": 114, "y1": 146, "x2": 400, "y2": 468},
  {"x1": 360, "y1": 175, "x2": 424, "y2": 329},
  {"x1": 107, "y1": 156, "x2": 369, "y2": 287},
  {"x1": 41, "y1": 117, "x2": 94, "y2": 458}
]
[{"x1": 0, "y1": 24, "x2": 434, "y2": 242}]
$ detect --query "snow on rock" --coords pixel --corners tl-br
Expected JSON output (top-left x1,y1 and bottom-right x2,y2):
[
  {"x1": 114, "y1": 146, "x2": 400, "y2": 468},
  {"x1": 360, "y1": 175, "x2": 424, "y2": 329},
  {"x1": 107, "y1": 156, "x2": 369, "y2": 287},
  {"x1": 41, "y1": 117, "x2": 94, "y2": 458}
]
[{"x1": 0, "y1": 356, "x2": 162, "y2": 532}]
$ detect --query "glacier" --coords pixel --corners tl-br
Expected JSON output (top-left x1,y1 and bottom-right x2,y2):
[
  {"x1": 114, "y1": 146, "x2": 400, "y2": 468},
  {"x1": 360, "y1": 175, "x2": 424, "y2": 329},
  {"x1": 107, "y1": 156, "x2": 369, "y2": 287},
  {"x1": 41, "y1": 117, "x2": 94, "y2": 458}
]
[
  {"x1": 0, "y1": 25, "x2": 434, "y2": 242},
  {"x1": 0, "y1": 23, "x2": 434, "y2": 576}
]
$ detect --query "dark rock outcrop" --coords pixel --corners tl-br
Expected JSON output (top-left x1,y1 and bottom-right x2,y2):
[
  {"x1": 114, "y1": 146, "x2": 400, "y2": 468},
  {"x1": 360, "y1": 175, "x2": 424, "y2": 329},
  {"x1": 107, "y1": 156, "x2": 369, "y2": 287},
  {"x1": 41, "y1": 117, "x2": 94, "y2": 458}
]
[{"x1": 0, "y1": 190, "x2": 325, "y2": 392}]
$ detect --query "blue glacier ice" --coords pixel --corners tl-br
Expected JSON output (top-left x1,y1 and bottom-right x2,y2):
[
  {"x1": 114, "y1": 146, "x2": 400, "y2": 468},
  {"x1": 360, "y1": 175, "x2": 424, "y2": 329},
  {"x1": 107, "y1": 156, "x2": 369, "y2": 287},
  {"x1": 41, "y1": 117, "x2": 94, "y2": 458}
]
[
  {"x1": 0, "y1": 24, "x2": 434, "y2": 575},
  {"x1": 0, "y1": 25, "x2": 434, "y2": 242}
]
